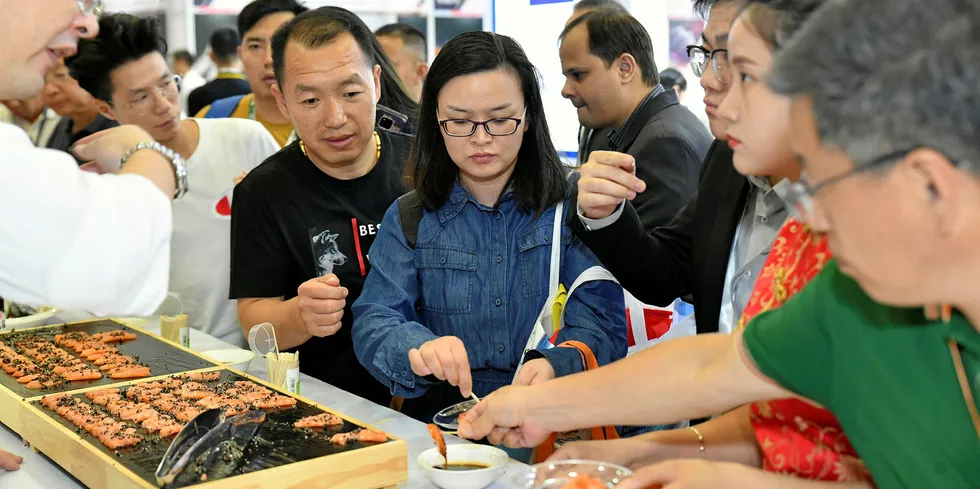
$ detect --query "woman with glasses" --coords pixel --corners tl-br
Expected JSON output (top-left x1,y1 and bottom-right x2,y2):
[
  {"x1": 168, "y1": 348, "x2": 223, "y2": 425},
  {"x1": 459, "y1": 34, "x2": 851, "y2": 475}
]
[
  {"x1": 352, "y1": 31, "x2": 627, "y2": 425},
  {"x1": 553, "y1": 1, "x2": 874, "y2": 486}
]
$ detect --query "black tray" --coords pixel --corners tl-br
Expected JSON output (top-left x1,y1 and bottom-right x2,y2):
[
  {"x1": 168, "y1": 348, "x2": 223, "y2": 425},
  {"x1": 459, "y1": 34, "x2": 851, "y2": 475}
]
[
  {"x1": 0, "y1": 320, "x2": 215, "y2": 398},
  {"x1": 33, "y1": 369, "x2": 391, "y2": 488}
]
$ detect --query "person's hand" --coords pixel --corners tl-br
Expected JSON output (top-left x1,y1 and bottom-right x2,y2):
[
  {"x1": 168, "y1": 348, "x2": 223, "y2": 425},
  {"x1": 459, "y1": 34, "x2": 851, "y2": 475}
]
[
  {"x1": 409, "y1": 336, "x2": 473, "y2": 398},
  {"x1": 72, "y1": 125, "x2": 157, "y2": 174},
  {"x1": 458, "y1": 385, "x2": 551, "y2": 448},
  {"x1": 296, "y1": 274, "x2": 348, "y2": 338},
  {"x1": 616, "y1": 459, "x2": 744, "y2": 489},
  {"x1": 0, "y1": 449, "x2": 23, "y2": 471},
  {"x1": 577, "y1": 151, "x2": 647, "y2": 219},
  {"x1": 549, "y1": 438, "x2": 653, "y2": 469},
  {"x1": 513, "y1": 358, "x2": 556, "y2": 386}
]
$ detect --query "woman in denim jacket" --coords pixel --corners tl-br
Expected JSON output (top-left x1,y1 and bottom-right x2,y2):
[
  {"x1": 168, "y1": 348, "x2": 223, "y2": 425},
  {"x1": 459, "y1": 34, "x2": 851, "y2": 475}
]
[{"x1": 352, "y1": 31, "x2": 627, "y2": 422}]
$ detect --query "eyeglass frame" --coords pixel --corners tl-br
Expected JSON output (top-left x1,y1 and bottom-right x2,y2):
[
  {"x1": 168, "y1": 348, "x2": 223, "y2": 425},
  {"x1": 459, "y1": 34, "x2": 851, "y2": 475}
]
[
  {"x1": 785, "y1": 147, "x2": 968, "y2": 220},
  {"x1": 76, "y1": 0, "x2": 104, "y2": 17},
  {"x1": 685, "y1": 45, "x2": 730, "y2": 84},
  {"x1": 110, "y1": 73, "x2": 182, "y2": 116},
  {"x1": 438, "y1": 108, "x2": 527, "y2": 137}
]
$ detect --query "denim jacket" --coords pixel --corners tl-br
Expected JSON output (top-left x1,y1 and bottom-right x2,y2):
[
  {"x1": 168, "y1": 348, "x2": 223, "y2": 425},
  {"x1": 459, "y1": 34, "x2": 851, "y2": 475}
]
[{"x1": 352, "y1": 183, "x2": 627, "y2": 399}]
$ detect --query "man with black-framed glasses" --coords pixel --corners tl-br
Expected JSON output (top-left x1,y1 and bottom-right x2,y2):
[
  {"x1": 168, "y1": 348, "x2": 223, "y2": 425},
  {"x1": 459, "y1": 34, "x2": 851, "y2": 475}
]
[{"x1": 67, "y1": 13, "x2": 280, "y2": 347}]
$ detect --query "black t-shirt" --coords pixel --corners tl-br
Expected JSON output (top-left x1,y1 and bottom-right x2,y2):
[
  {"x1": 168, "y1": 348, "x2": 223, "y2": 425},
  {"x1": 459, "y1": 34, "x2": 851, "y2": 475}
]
[{"x1": 230, "y1": 128, "x2": 411, "y2": 406}]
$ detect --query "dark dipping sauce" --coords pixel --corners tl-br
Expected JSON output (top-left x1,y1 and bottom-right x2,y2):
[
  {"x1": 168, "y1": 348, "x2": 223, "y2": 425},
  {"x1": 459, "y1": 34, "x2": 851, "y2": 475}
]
[{"x1": 434, "y1": 463, "x2": 491, "y2": 471}]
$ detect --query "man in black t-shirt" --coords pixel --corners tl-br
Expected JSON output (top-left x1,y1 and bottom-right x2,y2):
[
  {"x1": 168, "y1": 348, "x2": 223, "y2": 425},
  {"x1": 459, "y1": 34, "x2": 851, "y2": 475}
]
[{"x1": 230, "y1": 8, "x2": 411, "y2": 406}]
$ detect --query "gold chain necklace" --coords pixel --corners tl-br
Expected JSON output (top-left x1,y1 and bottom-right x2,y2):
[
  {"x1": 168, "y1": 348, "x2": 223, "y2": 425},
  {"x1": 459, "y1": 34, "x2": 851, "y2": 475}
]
[{"x1": 299, "y1": 130, "x2": 381, "y2": 162}]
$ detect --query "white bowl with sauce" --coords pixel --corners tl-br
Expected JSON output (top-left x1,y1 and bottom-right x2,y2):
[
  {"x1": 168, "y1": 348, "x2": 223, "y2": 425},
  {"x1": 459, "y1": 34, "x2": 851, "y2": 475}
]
[{"x1": 419, "y1": 444, "x2": 508, "y2": 489}]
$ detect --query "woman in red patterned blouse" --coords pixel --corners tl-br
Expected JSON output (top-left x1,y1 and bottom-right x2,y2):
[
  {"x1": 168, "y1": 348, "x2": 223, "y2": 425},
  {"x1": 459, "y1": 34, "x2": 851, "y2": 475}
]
[{"x1": 550, "y1": 2, "x2": 875, "y2": 488}]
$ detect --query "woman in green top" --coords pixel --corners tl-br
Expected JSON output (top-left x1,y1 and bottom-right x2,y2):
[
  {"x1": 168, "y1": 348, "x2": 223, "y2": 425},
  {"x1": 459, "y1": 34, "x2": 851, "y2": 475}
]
[{"x1": 457, "y1": 1, "x2": 980, "y2": 488}]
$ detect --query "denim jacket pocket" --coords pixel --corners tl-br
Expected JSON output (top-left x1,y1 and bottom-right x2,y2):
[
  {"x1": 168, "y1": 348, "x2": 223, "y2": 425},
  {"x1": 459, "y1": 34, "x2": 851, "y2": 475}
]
[
  {"x1": 415, "y1": 246, "x2": 478, "y2": 314},
  {"x1": 516, "y1": 225, "x2": 553, "y2": 299}
]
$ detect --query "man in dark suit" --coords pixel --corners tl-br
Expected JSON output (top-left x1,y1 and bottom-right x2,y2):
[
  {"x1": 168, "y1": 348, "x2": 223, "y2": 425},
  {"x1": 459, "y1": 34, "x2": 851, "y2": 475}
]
[
  {"x1": 560, "y1": 9, "x2": 711, "y2": 231},
  {"x1": 570, "y1": 0, "x2": 790, "y2": 337},
  {"x1": 187, "y1": 27, "x2": 251, "y2": 117}
]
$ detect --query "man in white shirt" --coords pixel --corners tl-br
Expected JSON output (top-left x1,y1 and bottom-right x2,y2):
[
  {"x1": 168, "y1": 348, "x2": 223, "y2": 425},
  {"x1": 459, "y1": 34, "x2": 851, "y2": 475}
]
[
  {"x1": 68, "y1": 13, "x2": 281, "y2": 346},
  {"x1": 0, "y1": 96, "x2": 61, "y2": 147},
  {"x1": 0, "y1": 0, "x2": 190, "y2": 471}
]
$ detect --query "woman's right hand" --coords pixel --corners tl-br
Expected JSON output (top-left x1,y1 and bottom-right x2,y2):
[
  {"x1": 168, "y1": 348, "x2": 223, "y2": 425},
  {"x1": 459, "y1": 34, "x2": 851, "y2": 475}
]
[
  {"x1": 549, "y1": 438, "x2": 657, "y2": 469},
  {"x1": 409, "y1": 336, "x2": 473, "y2": 398}
]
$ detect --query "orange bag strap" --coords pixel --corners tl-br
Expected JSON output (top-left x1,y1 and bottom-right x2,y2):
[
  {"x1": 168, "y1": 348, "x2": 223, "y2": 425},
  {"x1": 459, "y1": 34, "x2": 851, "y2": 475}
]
[{"x1": 534, "y1": 341, "x2": 619, "y2": 463}]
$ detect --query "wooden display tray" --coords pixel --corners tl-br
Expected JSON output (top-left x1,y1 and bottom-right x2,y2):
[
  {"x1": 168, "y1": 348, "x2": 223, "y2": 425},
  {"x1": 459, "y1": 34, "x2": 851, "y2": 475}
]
[{"x1": 0, "y1": 320, "x2": 407, "y2": 489}]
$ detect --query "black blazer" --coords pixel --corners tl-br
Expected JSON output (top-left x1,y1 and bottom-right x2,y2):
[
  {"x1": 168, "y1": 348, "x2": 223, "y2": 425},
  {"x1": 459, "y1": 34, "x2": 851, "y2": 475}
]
[
  {"x1": 579, "y1": 89, "x2": 712, "y2": 231},
  {"x1": 569, "y1": 140, "x2": 749, "y2": 334}
]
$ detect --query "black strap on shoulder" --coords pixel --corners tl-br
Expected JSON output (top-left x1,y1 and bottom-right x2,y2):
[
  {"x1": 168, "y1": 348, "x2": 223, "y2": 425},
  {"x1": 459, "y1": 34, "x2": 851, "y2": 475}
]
[{"x1": 397, "y1": 190, "x2": 424, "y2": 250}]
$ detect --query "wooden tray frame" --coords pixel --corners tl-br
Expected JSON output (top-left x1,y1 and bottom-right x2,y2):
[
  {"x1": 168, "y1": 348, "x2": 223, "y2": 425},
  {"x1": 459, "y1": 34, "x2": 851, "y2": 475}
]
[{"x1": 0, "y1": 320, "x2": 408, "y2": 489}]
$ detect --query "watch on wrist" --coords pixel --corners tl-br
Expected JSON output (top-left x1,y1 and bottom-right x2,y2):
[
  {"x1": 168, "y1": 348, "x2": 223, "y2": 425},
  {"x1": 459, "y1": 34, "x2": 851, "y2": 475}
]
[{"x1": 120, "y1": 141, "x2": 189, "y2": 200}]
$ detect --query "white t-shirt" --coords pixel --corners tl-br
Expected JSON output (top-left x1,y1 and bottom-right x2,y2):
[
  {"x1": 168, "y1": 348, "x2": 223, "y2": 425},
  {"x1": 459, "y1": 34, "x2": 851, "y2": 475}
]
[
  {"x1": 179, "y1": 71, "x2": 207, "y2": 118},
  {"x1": 0, "y1": 122, "x2": 172, "y2": 316},
  {"x1": 169, "y1": 118, "x2": 279, "y2": 346}
]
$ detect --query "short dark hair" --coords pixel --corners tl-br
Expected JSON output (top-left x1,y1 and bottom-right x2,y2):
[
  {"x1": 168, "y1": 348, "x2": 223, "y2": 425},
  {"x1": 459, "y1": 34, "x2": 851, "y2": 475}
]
[
  {"x1": 67, "y1": 13, "x2": 168, "y2": 102},
  {"x1": 659, "y1": 67, "x2": 687, "y2": 91},
  {"x1": 573, "y1": 0, "x2": 625, "y2": 12},
  {"x1": 172, "y1": 49, "x2": 193, "y2": 66},
  {"x1": 560, "y1": 9, "x2": 659, "y2": 87},
  {"x1": 237, "y1": 0, "x2": 307, "y2": 37},
  {"x1": 375, "y1": 23, "x2": 427, "y2": 62},
  {"x1": 693, "y1": 0, "x2": 745, "y2": 19},
  {"x1": 271, "y1": 7, "x2": 418, "y2": 121},
  {"x1": 408, "y1": 31, "x2": 568, "y2": 214},
  {"x1": 209, "y1": 26, "x2": 241, "y2": 63}
]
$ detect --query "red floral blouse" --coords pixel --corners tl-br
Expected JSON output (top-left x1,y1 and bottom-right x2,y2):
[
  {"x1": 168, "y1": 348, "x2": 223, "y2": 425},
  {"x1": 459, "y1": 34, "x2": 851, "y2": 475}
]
[{"x1": 738, "y1": 218, "x2": 872, "y2": 483}]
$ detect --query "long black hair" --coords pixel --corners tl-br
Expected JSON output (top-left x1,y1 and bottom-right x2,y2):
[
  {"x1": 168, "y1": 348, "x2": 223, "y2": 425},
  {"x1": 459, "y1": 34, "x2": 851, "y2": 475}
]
[
  {"x1": 270, "y1": 6, "x2": 418, "y2": 122},
  {"x1": 408, "y1": 31, "x2": 568, "y2": 214}
]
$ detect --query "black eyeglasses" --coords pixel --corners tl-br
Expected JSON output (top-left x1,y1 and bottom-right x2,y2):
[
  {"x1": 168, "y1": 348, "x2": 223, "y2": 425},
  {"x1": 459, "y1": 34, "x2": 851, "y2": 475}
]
[
  {"x1": 439, "y1": 109, "x2": 527, "y2": 137},
  {"x1": 685, "y1": 45, "x2": 731, "y2": 84}
]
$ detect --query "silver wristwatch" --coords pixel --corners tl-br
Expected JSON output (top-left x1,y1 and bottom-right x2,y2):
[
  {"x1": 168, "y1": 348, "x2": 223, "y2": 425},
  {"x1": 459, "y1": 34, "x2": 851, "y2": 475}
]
[{"x1": 120, "y1": 141, "x2": 189, "y2": 200}]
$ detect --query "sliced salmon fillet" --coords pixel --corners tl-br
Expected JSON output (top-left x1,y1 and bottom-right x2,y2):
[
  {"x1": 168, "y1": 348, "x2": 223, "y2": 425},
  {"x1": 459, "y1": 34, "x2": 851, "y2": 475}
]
[
  {"x1": 331, "y1": 428, "x2": 387, "y2": 445},
  {"x1": 158, "y1": 423, "x2": 182, "y2": 437},
  {"x1": 182, "y1": 371, "x2": 221, "y2": 382},
  {"x1": 109, "y1": 366, "x2": 151, "y2": 379},
  {"x1": 63, "y1": 370, "x2": 102, "y2": 381},
  {"x1": 294, "y1": 412, "x2": 344, "y2": 429},
  {"x1": 85, "y1": 388, "x2": 120, "y2": 401}
]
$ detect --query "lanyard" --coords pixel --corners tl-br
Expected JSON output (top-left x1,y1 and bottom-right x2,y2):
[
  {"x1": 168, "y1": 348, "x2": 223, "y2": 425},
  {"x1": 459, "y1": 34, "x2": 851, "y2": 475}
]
[{"x1": 949, "y1": 338, "x2": 980, "y2": 440}]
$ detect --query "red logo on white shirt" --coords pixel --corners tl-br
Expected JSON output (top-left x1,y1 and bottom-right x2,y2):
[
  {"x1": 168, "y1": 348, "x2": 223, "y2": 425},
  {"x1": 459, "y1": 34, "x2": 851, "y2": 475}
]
[{"x1": 214, "y1": 189, "x2": 234, "y2": 219}]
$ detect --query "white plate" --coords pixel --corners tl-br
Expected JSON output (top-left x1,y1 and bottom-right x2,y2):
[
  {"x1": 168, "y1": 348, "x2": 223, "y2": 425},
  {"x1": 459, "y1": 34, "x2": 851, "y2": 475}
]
[
  {"x1": 1, "y1": 306, "x2": 59, "y2": 330},
  {"x1": 517, "y1": 460, "x2": 632, "y2": 489},
  {"x1": 419, "y1": 444, "x2": 508, "y2": 489},
  {"x1": 201, "y1": 348, "x2": 256, "y2": 371}
]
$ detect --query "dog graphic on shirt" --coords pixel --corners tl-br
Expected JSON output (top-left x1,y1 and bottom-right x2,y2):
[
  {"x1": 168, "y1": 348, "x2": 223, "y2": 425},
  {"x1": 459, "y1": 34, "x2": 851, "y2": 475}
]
[{"x1": 311, "y1": 230, "x2": 348, "y2": 275}]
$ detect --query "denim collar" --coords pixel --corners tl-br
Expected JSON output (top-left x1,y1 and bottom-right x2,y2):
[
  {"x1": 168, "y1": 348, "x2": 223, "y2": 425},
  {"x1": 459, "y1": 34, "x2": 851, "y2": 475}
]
[{"x1": 439, "y1": 181, "x2": 515, "y2": 224}]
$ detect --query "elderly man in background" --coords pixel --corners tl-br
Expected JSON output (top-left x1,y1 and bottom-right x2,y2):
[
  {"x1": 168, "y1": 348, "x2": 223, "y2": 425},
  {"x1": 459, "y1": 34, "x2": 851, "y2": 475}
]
[
  {"x1": 0, "y1": 96, "x2": 61, "y2": 147},
  {"x1": 42, "y1": 58, "x2": 118, "y2": 159}
]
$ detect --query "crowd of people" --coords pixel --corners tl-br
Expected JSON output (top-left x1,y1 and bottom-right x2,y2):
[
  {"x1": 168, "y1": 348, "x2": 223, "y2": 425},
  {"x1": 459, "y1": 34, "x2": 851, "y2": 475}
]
[{"x1": 0, "y1": 0, "x2": 977, "y2": 486}]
